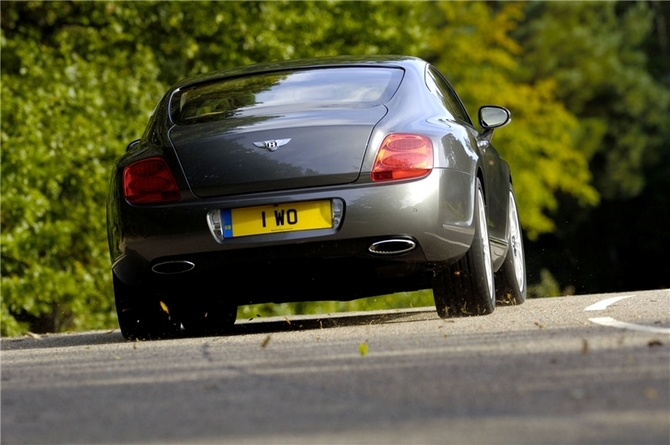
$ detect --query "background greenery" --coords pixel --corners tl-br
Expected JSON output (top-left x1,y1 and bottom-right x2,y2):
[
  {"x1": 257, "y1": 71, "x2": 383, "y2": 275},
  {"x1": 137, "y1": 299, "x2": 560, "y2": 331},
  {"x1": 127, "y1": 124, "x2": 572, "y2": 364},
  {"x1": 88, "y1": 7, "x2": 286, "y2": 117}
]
[{"x1": 2, "y1": 1, "x2": 668, "y2": 336}]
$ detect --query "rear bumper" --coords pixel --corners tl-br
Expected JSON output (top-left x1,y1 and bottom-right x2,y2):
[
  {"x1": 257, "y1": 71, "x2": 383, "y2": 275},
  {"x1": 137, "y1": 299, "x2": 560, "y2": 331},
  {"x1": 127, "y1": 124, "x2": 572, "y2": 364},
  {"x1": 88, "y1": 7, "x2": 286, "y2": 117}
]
[{"x1": 108, "y1": 168, "x2": 475, "y2": 298}]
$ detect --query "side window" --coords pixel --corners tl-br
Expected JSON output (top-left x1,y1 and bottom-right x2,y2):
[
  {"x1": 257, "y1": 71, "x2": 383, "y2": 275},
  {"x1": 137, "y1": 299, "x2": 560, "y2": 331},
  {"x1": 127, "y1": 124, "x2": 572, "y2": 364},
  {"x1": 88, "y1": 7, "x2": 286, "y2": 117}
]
[{"x1": 425, "y1": 66, "x2": 472, "y2": 125}]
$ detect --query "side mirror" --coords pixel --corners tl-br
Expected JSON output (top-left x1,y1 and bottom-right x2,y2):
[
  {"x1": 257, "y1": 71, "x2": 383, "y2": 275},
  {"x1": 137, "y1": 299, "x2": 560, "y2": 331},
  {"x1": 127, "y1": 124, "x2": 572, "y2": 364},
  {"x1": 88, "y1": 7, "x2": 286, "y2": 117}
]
[{"x1": 479, "y1": 106, "x2": 511, "y2": 129}]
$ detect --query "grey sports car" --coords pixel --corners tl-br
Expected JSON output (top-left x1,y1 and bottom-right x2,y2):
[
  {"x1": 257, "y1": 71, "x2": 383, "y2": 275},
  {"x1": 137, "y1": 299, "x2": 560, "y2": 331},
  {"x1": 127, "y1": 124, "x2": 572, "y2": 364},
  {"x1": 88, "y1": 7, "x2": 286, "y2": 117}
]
[{"x1": 107, "y1": 55, "x2": 526, "y2": 340}]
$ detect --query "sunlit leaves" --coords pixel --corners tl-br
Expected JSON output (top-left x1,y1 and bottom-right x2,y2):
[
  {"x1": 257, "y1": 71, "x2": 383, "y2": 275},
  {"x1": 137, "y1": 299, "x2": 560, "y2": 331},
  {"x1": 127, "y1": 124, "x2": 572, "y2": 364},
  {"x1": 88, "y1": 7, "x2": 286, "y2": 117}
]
[
  {"x1": 516, "y1": 1, "x2": 670, "y2": 200},
  {"x1": 1, "y1": 2, "x2": 163, "y2": 335},
  {"x1": 427, "y1": 1, "x2": 598, "y2": 238}
]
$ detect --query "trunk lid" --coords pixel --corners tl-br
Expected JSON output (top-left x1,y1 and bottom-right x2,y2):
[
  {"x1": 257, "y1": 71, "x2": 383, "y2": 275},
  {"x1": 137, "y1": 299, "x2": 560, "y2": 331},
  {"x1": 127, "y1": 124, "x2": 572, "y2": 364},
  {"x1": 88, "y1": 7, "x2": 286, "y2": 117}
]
[{"x1": 168, "y1": 106, "x2": 387, "y2": 197}]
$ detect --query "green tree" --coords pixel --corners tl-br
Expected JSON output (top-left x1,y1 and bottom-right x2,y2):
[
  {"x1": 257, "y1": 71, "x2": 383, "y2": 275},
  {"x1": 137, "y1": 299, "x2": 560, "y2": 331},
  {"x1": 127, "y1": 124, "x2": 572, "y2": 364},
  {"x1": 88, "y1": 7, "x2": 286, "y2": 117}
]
[
  {"x1": 425, "y1": 1, "x2": 599, "y2": 238},
  {"x1": 1, "y1": 2, "x2": 164, "y2": 334},
  {"x1": 514, "y1": 1, "x2": 670, "y2": 293},
  {"x1": 516, "y1": 1, "x2": 669, "y2": 200},
  {"x1": 98, "y1": 1, "x2": 432, "y2": 85}
]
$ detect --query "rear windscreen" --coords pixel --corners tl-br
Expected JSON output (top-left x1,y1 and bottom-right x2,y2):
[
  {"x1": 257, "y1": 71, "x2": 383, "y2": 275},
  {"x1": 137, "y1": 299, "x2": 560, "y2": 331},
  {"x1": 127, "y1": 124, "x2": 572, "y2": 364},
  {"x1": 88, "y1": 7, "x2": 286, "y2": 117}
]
[{"x1": 170, "y1": 67, "x2": 404, "y2": 125}]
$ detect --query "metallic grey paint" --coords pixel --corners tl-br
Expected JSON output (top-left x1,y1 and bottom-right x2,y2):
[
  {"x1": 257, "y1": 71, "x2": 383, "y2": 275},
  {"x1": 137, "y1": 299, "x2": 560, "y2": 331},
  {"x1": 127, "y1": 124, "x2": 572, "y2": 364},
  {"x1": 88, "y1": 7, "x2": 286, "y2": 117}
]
[{"x1": 107, "y1": 56, "x2": 520, "y2": 321}]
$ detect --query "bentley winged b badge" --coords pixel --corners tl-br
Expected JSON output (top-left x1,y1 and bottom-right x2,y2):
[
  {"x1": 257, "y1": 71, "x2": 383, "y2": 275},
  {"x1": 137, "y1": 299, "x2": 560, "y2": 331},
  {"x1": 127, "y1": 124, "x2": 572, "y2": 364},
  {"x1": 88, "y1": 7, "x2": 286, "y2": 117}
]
[{"x1": 253, "y1": 138, "x2": 291, "y2": 152}]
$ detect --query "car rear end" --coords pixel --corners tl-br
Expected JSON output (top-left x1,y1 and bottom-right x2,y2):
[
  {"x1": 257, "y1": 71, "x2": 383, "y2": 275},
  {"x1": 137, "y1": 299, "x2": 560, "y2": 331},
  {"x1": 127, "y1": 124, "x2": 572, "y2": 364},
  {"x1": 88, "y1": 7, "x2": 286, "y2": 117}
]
[{"x1": 108, "y1": 60, "x2": 475, "y2": 305}]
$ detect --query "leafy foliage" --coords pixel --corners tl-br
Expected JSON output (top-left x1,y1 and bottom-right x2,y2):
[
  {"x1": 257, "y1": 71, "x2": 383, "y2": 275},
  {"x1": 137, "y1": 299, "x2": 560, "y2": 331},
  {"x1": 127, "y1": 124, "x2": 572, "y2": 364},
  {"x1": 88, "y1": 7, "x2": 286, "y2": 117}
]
[
  {"x1": 1, "y1": 2, "x2": 163, "y2": 334},
  {"x1": 237, "y1": 290, "x2": 435, "y2": 321},
  {"x1": 515, "y1": 1, "x2": 670, "y2": 293},
  {"x1": 425, "y1": 1, "x2": 599, "y2": 237},
  {"x1": 516, "y1": 1, "x2": 670, "y2": 200}
]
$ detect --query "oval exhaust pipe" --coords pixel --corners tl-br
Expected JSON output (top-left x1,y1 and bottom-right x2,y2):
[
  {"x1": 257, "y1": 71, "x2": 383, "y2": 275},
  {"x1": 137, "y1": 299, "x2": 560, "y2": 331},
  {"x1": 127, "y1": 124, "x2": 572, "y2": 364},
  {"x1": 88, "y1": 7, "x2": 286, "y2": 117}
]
[
  {"x1": 152, "y1": 260, "x2": 195, "y2": 275},
  {"x1": 368, "y1": 239, "x2": 417, "y2": 255}
]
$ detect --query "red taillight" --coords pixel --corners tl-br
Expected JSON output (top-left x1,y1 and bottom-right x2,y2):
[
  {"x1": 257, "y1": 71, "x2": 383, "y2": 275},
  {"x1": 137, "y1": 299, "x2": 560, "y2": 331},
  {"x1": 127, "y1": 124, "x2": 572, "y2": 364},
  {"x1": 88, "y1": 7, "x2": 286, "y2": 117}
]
[
  {"x1": 371, "y1": 134, "x2": 433, "y2": 182},
  {"x1": 123, "y1": 157, "x2": 181, "y2": 204}
]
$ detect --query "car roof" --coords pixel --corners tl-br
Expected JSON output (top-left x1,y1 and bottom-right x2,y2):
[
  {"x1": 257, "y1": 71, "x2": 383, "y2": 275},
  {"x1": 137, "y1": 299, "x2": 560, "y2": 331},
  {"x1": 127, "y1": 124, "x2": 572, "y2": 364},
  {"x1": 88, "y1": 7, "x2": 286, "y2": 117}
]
[{"x1": 171, "y1": 55, "x2": 428, "y2": 90}]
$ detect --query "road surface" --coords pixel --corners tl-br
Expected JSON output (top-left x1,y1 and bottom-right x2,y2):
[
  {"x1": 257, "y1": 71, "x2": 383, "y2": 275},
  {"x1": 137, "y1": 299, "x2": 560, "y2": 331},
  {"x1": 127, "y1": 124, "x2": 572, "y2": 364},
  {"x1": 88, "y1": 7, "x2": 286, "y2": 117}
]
[{"x1": 2, "y1": 290, "x2": 669, "y2": 444}]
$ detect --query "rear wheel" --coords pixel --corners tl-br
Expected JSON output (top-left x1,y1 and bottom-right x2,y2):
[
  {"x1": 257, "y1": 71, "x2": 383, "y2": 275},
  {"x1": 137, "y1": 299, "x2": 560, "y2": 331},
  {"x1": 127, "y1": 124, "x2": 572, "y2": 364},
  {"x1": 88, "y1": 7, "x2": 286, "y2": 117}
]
[
  {"x1": 113, "y1": 274, "x2": 181, "y2": 340},
  {"x1": 181, "y1": 301, "x2": 237, "y2": 337},
  {"x1": 495, "y1": 187, "x2": 526, "y2": 305},
  {"x1": 432, "y1": 178, "x2": 495, "y2": 317}
]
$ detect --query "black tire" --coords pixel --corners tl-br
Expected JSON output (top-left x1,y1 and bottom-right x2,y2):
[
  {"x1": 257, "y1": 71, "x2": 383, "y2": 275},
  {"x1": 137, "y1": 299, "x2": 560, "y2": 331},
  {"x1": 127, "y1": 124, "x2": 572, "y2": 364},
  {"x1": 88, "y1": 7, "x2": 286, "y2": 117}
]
[
  {"x1": 113, "y1": 274, "x2": 181, "y2": 341},
  {"x1": 495, "y1": 186, "x2": 527, "y2": 305},
  {"x1": 432, "y1": 178, "x2": 495, "y2": 318},
  {"x1": 181, "y1": 301, "x2": 237, "y2": 337}
]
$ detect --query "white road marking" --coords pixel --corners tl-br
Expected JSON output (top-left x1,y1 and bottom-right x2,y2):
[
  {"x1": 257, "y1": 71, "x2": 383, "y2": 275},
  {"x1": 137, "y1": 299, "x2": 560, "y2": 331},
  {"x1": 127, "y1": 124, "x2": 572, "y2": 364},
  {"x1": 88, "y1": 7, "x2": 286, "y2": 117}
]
[
  {"x1": 585, "y1": 294, "x2": 670, "y2": 334},
  {"x1": 588, "y1": 317, "x2": 670, "y2": 335},
  {"x1": 584, "y1": 295, "x2": 634, "y2": 311}
]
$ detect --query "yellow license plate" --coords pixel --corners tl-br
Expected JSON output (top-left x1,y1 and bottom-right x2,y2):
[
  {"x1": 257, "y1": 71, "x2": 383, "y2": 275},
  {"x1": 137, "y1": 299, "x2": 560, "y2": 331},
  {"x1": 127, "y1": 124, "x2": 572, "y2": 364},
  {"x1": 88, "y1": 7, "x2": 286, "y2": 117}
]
[{"x1": 222, "y1": 201, "x2": 332, "y2": 238}]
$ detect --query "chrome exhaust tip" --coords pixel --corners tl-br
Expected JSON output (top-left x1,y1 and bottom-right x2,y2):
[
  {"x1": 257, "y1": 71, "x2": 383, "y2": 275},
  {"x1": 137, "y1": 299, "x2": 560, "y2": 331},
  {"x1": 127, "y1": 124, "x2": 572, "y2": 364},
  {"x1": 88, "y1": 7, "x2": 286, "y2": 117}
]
[
  {"x1": 368, "y1": 239, "x2": 417, "y2": 255},
  {"x1": 151, "y1": 260, "x2": 195, "y2": 275}
]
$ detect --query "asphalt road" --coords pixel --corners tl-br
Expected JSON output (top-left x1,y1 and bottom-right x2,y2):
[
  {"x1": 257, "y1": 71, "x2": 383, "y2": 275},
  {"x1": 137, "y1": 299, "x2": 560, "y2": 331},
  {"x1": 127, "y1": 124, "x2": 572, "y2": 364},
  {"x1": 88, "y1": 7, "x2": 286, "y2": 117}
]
[{"x1": 2, "y1": 290, "x2": 669, "y2": 444}]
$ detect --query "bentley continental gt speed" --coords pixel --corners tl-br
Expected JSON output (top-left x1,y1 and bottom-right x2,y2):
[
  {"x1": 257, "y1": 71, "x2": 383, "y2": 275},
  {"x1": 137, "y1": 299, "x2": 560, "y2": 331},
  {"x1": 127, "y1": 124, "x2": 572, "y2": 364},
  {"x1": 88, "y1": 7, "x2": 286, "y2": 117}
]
[{"x1": 107, "y1": 56, "x2": 526, "y2": 340}]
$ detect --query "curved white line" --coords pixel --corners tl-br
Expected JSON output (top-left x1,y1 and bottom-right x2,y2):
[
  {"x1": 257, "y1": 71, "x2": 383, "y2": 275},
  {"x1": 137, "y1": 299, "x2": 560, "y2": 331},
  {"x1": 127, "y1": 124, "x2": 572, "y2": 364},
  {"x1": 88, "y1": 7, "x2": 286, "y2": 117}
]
[
  {"x1": 584, "y1": 295, "x2": 634, "y2": 311},
  {"x1": 588, "y1": 317, "x2": 670, "y2": 335}
]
